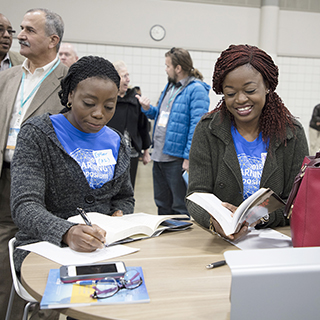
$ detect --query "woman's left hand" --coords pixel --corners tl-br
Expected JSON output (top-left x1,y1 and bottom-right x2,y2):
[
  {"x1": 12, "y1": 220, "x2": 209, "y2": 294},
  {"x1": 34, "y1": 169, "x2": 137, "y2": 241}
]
[{"x1": 112, "y1": 210, "x2": 123, "y2": 216}]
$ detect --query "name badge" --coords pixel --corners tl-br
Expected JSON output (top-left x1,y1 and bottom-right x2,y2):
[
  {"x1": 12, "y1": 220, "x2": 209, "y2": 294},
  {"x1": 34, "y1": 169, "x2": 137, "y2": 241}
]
[
  {"x1": 6, "y1": 128, "x2": 20, "y2": 150},
  {"x1": 93, "y1": 149, "x2": 116, "y2": 166},
  {"x1": 158, "y1": 111, "x2": 170, "y2": 127}
]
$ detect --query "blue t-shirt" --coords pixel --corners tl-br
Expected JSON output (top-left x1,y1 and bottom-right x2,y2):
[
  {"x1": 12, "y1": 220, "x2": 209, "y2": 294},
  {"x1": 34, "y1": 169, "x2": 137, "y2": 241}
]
[
  {"x1": 231, "y1": 125, "x2": 269, "y2": 200},
  {"x1": 50, "y1": 114, "x2": 120, "y2": 189}
]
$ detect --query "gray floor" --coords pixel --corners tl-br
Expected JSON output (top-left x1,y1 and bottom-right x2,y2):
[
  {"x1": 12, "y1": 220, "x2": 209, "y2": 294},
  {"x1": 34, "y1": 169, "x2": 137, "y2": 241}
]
[{"x1": 57, "y1": 160, "x2": 156, "y2": 320}]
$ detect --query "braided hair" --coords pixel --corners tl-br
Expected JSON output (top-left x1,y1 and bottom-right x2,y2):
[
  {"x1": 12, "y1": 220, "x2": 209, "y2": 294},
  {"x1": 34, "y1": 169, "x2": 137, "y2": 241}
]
[
  {"x1": 59, "y1": 56, "x2": 120, "y2": 107},
  {"x1": 211, "y1": 44, "x2": 295, "y2": 144}
]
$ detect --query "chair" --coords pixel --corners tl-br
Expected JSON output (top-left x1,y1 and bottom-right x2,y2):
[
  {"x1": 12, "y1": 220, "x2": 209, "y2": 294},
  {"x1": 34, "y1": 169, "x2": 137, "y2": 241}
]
[{"x1": 5, "y1": 237, "x2": 38, "y2": 320}]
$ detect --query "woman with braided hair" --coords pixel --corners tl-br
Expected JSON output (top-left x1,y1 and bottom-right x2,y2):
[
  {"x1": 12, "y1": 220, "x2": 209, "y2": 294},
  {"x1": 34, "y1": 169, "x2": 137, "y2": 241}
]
[
  {"x1": 11, "y1": 56, "x2": 134, "y2": 274},
  {"x1": 186, "y1": 44, "x2": 308, "y2": 241}
]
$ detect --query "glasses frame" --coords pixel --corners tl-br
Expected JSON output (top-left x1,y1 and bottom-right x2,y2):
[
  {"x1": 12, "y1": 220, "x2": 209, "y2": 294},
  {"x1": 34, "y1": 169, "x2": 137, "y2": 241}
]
[
  {"x1": 90, "y1": 269, "x2": 143, "y2": 299},
  {"x1": 0, "y1": 27, "x2": 16, "y2": 36}
]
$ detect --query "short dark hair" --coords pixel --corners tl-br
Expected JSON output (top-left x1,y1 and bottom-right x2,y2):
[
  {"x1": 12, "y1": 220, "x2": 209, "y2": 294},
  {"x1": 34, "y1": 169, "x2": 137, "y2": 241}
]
[{"x1": 59, "y1": 56, "x2": 120, "y2": 107}]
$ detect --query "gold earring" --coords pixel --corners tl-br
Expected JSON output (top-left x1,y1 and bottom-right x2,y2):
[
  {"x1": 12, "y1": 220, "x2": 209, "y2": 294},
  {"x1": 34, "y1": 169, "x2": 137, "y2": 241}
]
[{"x1": 67, "y1": 102, "x2": 72, "y2": 108}]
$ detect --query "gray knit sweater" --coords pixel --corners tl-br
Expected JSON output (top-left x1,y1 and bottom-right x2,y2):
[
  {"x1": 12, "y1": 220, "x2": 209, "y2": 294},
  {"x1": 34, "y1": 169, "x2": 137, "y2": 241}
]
[
  {"x1": 186, "y1": 111, "x2": 309, "y2": 230},
  {"x1": 11, "y1": 113, "x2": 134, "y2": 272}
]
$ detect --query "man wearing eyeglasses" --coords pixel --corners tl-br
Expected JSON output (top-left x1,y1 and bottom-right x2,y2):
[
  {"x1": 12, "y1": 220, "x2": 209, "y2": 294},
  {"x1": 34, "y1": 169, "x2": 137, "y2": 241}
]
[
  {"x1": 0, "y1": 13, "x2": 24, "y2": 71},
  {"x1": 0, "y1": 8, "x2": 68, "y2": 320},
  {"x1": 137, "y1": 47, "x2": 210, "y2": 217}
]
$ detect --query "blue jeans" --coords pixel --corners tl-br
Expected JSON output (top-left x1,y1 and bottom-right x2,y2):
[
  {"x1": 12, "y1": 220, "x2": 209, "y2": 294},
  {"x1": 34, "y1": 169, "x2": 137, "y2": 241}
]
[{"x1": 152, "y1": 160, "x2": 188, "y2": 215}]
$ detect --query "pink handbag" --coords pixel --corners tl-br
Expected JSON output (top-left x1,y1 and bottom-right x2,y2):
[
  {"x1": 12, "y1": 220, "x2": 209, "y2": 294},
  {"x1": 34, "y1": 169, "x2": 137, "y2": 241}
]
[{"x1": 285, "y1": 152, "x2": 320, "y2": 247}]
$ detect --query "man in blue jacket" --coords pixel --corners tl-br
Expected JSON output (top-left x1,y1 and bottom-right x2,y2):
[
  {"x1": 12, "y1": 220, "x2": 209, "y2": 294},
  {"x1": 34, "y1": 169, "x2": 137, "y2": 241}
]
[{"x1": 137, "y1": 47, "x2": 210, "y2": 216}]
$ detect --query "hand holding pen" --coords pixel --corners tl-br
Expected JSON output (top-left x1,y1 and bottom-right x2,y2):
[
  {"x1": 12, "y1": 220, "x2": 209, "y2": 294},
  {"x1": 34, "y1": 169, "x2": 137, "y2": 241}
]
[
  {"x1": 62, "y1": 208, "x2": 106, "y2": 251},
  {"x1": 77, "y1": 207, "x2": 106, "y2": 246}
]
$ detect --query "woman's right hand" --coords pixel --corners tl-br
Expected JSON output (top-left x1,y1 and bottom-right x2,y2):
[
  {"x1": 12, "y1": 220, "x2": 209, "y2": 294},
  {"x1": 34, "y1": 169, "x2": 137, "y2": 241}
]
[
  {"x1": 210, "y1": 217, "x2": 248, "y2": 241},
  {"x1": 62, "y1": 224, "x2": 106, "y2": 252},
  {"x1": 210, "y1": 216, "x2": 249, "y2": 241},
  {"x1": 210, "y1": 201, "x2": 249, "y2": 241}
]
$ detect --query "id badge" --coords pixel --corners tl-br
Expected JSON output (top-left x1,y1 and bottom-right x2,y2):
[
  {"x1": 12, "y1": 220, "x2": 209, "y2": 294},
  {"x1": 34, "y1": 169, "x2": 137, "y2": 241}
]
[
  {"x1": 6, "y1": 128, "x2": 20, "y2": 150},
  {"x1": 93, "y1": 149, "x2": 116, "y2": 166},
  {"x1": 158, "y1": 111, "x2": 170, "y2": 127}
]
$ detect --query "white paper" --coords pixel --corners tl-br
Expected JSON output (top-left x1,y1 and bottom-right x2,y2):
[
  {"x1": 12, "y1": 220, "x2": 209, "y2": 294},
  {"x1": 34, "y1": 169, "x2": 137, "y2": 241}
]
[
  {"x1": 18, "y1": 241, "x2": 139, "y2": 265},
  {"x1": 228, "y1": 228, "x2": 292, "y2": 250}
]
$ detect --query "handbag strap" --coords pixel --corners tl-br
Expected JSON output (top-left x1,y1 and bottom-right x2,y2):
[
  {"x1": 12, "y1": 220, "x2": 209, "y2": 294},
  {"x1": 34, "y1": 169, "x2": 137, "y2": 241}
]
[{"x1": 284, "y1": 154, "x2": 320, "y2": 217}]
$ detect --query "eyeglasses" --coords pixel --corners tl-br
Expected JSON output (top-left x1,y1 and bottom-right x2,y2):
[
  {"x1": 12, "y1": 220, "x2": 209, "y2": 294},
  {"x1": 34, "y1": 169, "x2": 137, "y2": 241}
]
[
  {"x1": 91, "y1": 269, "x2": 142, "y2": 299},
  {"x1": 0, "y1": 27, "x2": 16, "y2": 36}
]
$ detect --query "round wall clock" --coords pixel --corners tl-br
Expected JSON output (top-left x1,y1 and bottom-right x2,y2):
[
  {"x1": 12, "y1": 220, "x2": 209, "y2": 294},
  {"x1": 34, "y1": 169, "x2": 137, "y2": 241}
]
[{"x1": 150, "y1": 25, "x2": 166, "y2": 41}]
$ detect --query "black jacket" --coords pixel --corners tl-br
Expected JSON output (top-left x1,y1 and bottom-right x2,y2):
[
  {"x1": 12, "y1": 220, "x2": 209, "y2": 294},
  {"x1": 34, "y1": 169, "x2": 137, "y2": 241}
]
[
  {"x1": 309, "y1": 103, "x2": 320, "y2": 131},
  {"x1": 108, "y1": 88, "x2": 151, "y2": 153}
]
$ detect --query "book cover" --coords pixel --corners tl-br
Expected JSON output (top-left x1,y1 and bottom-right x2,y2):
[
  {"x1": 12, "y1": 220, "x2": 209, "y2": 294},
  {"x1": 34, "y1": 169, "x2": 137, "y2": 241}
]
[
  {"x1": 68, "y1": 212, "x2": 192, "y2": 245},
  {"x1": 40, "y1": 266, "x2": 150, "y2": 309},
  {"x1": 187, "y1": 188, "x2": 285, "y2": 236}
]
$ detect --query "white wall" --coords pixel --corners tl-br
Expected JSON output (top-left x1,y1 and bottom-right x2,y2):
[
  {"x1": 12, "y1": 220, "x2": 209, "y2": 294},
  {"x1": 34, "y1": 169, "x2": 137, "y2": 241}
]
[
  {"x1": 3, "y1": 0, "x2": 260, "y2": 51},
  {"x1": 3, "y1": 0, "x2": 320, "y2": 144},
  {"x1": 278, "y1": 10, "x2": 320, "y2": 57}
]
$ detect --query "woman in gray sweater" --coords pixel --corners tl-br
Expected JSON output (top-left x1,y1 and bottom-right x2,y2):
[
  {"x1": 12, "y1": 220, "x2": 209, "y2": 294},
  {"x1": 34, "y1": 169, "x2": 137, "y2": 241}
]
[
  {"x1": 11, "y1": 56, "x2": 134, "y2": 273},
  {"x1": 186, "y1": 45, "x2": 308, "y2": 241}
]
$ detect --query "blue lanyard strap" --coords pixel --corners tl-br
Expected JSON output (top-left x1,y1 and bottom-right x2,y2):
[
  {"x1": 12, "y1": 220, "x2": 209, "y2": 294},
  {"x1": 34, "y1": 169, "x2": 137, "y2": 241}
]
[{"x1": 19, "y1": 60, "x2": 60, "y2": 114}]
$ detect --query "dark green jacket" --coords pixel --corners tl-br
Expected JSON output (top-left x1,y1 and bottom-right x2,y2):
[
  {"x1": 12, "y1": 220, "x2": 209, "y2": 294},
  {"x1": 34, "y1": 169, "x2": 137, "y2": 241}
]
[{"x1": 186, "y1": 111, "x2": 309, "y2": 230}]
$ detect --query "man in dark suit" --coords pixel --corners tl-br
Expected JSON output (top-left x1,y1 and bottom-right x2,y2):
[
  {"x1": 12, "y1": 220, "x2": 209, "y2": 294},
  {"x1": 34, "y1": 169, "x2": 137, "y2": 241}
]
[
  {"x1": 0, "y1": 13, "x2": 24, "y2": 70},
  {"x1": 0, "y1": 8, "x2": 68, "y2": 319}
]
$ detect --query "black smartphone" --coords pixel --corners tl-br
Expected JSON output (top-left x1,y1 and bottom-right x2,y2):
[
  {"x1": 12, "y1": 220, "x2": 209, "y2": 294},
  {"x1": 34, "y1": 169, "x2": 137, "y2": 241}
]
[{"x1": 60, "y1": 261, "x2": 127, "y2": 283}]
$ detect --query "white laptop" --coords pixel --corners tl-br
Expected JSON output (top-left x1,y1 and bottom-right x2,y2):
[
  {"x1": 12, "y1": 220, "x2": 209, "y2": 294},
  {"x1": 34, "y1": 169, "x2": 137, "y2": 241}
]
[{"x1": 224, "y1": 247, "x2": 320, "y2": 320}]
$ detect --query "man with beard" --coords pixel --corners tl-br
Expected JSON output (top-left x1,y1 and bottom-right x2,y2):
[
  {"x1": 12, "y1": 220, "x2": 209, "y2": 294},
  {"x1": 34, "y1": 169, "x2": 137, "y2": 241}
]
[
  {"x1": 0, "y1": 13, "x2": 24, "y2": 71},
  {"x1": 137, "y1": 47, "x2": 210, "y2": 216},
  {"x1": 0, "y1": 8, "x2": 67, "y2": 319}
]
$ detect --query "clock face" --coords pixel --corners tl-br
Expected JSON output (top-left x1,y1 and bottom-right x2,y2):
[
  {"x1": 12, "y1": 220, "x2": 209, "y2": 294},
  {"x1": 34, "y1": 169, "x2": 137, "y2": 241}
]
[{"x1": 150, "y1": 25, "x2": 166, "y2": 41}]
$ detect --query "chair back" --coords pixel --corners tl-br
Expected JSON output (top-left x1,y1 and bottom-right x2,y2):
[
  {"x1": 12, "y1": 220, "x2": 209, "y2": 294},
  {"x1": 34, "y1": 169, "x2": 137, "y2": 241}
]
[{"x1": 8, "y1": 237, "x2": 37, "y2": 302}]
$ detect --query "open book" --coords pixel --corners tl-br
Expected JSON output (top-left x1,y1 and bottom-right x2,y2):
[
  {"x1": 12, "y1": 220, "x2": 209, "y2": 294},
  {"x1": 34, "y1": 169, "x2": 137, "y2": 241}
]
[
  {"x1": 186, "y1": 188, "x2": 285, "y2": 236},
  {"x1": 68, "y1": 212, "x2": 192, "y2": 246}
]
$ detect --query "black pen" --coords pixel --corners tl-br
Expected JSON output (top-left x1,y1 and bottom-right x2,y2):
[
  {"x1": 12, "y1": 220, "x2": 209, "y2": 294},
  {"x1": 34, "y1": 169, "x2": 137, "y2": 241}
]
[
  {"x1": 206, "y1": 260, "x2": 226, "y2": 269},
  {"x1": 77, "y1": 207, "x2": 92, "y2": 227},
  {"x1": 76, "y1": 207, "x2": 107, "y2": 246}
]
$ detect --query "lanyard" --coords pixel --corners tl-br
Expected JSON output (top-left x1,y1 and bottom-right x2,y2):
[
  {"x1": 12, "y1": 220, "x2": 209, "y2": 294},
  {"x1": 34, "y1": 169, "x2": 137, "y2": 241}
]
[
  {"x1": 166, "y1": 85, "x2": 182, "y2": 109},
  {"x1": 19, "y1": 60, "x2": 60, "y2": 115}
]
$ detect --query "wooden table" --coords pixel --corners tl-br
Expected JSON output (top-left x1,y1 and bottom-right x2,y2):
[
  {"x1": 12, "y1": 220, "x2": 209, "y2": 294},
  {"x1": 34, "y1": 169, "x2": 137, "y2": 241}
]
[{"x1": 21, "y1": 223, "x2": 291, "y2": 320}]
